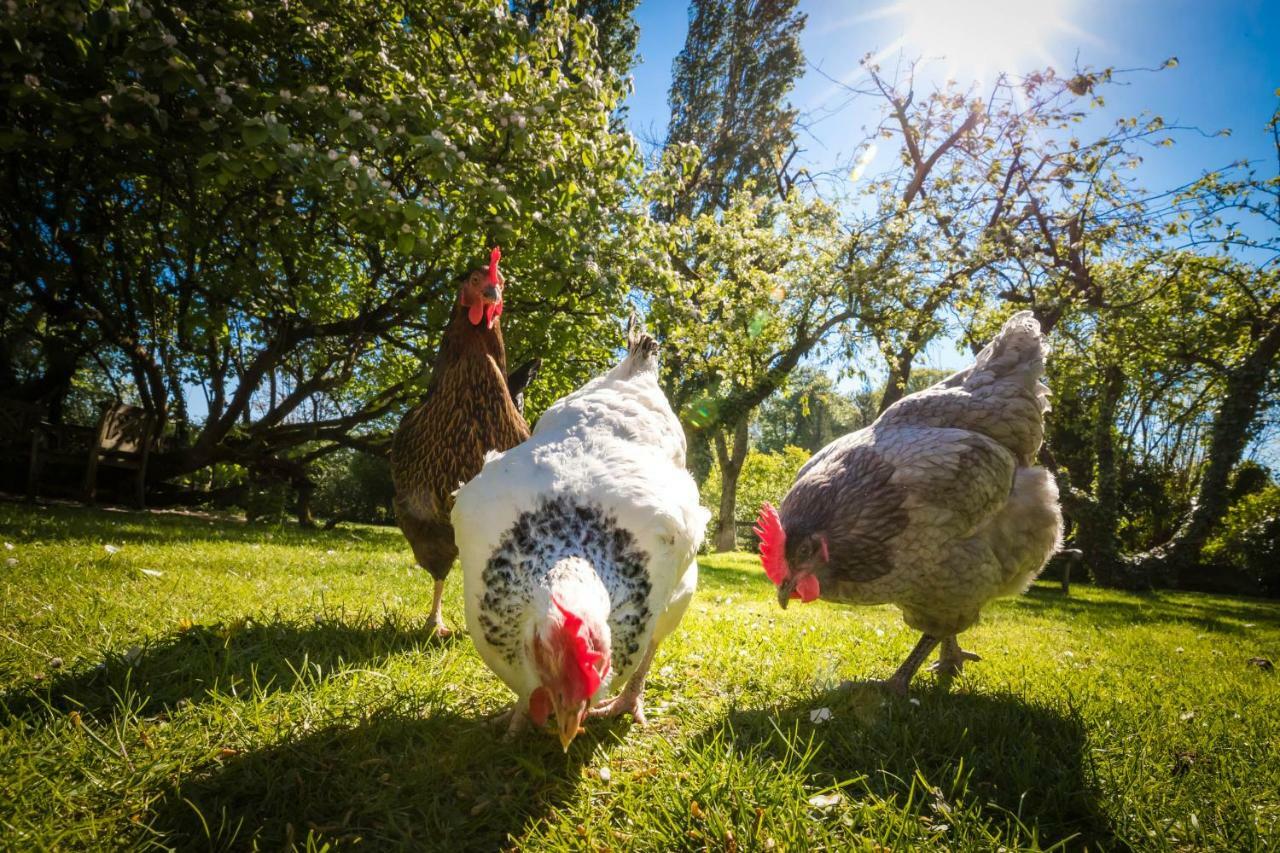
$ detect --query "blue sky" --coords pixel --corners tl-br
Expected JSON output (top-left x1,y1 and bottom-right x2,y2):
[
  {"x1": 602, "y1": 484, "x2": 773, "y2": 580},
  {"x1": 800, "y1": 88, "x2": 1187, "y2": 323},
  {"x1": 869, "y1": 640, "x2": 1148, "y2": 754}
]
[{"x1": 627, "y1": 0, "x2": 1280, "y2": 190}]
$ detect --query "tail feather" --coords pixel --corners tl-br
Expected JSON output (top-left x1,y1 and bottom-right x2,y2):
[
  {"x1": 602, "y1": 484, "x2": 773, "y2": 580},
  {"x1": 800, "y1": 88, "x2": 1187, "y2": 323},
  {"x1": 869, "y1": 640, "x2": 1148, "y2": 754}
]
[
  {"x1": 878, "y1": 312, "x2": 1051, "y2": 464},
  {"x1": 966, "y1": 311, "x2": 1047, "y2": 391}
]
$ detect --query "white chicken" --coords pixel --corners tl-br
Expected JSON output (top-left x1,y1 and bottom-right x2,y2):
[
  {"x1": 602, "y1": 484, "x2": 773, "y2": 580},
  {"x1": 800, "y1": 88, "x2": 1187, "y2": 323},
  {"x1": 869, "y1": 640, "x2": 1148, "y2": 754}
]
[{"x1": 453, "y1": 321, "x2": 708, "y2": 749}]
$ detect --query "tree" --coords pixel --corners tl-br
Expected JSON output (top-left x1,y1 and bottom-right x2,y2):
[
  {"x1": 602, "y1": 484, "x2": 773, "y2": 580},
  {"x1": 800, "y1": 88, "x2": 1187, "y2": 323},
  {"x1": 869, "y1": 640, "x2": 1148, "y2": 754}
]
[
  {"x1": 665, "y1": 0, "x2": 805, "y2": 217},
  {"x1": 647, "y1": 0, "x2": 812, "y2": 551},
  {"x1": 755, "y1": 367, "x2": 861, "y2": 454},
  {"x1": 701, "y1": 444, "x2": 810, "y2": 549},
  {"x1": 1, "y1": 0, "x2": 640, "y2": 516}
]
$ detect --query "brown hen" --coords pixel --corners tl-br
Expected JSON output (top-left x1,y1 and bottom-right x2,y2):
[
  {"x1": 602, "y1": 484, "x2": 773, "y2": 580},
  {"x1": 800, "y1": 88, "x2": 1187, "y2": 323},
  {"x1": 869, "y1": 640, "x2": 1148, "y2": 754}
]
[{"x1": 390, "y1": 249, "x2": 537, "y2": 637}]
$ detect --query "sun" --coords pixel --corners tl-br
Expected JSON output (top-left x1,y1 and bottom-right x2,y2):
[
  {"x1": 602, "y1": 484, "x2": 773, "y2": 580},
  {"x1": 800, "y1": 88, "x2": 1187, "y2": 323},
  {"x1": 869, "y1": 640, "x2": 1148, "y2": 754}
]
[{"x1": 881, "y1": 0, "x2": 1080, "y2": 83}]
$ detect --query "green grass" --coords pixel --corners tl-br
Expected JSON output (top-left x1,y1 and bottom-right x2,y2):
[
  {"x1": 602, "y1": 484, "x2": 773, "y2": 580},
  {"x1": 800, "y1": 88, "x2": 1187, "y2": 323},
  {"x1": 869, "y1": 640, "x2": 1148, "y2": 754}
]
[{"x1": 1, "y1": 503, "x2": 1278, "y2": 851}]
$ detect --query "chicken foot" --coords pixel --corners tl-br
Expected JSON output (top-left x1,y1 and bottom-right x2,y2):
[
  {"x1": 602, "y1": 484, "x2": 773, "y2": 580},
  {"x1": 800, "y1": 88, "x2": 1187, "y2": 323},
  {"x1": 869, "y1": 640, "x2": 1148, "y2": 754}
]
[
  {"x1": 841, "y1": 633, "x2": 941, "y2": 697},
  {"x1": 928, "y1": 635, "x2": 982, "y2": 677},
  {"x1": 587, "y1": 641, "x2": 656, "y2": 724},
  {"x1": 489, "y1": 701, "x2": 530, "y2": 739}
]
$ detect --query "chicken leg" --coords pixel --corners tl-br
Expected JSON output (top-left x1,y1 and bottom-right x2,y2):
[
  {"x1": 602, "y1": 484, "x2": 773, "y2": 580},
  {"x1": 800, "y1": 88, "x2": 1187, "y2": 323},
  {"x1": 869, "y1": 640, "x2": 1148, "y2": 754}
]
[
  {"x1": 841, "y1": 633, "x2": 940, "y2": 696},
  {"x1": 587, "y1": 641, "x2": 656, "y2": 724},
  {"x1": 489, "y1": 700, "x2": 530, "y2": 739},
  {"x1": 928, "y1": 635, "x2": 981, "y2": 677},
  {"x1": 426, "y1": 578, "x2": 452, "y2": 639}
]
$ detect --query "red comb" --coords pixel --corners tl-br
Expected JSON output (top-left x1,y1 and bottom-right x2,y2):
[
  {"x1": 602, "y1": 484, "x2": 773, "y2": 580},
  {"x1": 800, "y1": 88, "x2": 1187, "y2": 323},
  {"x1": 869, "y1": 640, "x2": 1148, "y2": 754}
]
[
  {"x1": 554, "y1": 599, "x2": 606, "y2": 702},
  {"x1": 488, "y1": 246, "x2": 502, "y2": 286},
  {"x1": 755, "y1": 503, "x2": 820, "y2": 603},
  {"x1": 755, "y1": 503, "x2": 789, "y2": 586}
]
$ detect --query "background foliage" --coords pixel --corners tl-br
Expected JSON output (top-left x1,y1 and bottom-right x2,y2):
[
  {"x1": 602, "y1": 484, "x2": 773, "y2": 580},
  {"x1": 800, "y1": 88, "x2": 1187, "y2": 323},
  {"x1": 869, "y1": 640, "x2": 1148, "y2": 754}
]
[{"x1": 1, "y1": 0, "x2": 1277, "y2": 593}]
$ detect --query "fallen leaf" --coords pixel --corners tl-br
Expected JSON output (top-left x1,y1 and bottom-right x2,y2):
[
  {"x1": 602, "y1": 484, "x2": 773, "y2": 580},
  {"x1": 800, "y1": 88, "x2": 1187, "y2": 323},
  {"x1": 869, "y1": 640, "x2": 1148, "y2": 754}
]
[
  {"x1": 5, "y1": 557, "x2": 16, "y2": 568},
  {"x1": 1247, "y1": 657, "x2": 1274, "y2": 672},
  {"x1": 140, "y1": 568, "x2": 164, "y2": 578},
  {"x1": 124, "y1": 646, "x2": 142, "y2": 664},
  {"x1": 104, "y1": 544, "x2": 120, "y2": 555},
  {"x1": 690, "y1": 800, "x2": 706, "y2": 820},
  {"x1": 809, "y1": 707, "x2": 832, "y2": 724},
  {"x1": 219, "y1": 747, "x2": 239, "y2": 758},
  {"x1": 1179, "y1": 711, "x2": 1195, "y2": 722},
  {"x1": 69, "y1": 711, "x2": 82, "y2": 727}
]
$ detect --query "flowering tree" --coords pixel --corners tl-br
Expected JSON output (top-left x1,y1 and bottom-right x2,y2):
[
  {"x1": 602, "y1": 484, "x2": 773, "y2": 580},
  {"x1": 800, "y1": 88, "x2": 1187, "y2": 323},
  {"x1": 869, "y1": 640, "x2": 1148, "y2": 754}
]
[{"x1": 1, "y1": 0, "x2": 639, "y2": 513}]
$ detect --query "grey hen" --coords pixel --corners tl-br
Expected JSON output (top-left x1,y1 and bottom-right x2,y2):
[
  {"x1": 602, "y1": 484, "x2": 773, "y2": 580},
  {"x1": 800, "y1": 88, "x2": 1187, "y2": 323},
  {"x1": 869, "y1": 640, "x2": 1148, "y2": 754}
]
[{"x1": 756, "y1": 311, "x2": 1063, "y2": 694}]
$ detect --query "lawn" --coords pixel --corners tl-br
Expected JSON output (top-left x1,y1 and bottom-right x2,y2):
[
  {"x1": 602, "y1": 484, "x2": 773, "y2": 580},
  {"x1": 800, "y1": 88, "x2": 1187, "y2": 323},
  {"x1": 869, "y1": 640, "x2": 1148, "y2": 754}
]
[{"x1": 1, "y1": 503, "x2": 1278, "y2": 851}]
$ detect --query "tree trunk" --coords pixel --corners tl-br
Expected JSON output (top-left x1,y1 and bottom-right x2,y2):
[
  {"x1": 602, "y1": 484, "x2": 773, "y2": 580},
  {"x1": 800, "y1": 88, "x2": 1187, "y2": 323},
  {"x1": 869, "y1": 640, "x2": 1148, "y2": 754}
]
[
  {"x1": 877, "y1": 348, "x2": 915, "y2": 414},
  {"x1": 713, "y1": 415, "x2": 751, "y2": 552},
  {"x1": 296, "y1": 479, "x2": 316, "y2": 529},
  {"x1": 1138, "y1": 320, "x2": 1280, "y2": 577},
  {"x1": 1076, "y1": 365, "x2": 1129, "y2": 587}
]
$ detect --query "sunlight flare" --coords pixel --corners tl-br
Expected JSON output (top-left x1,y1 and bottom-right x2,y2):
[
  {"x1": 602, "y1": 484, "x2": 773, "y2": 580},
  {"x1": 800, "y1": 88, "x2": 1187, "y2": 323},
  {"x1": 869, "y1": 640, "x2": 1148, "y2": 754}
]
[{"x1": 889, "y1": 0, "x2": 1081, "y2": 82}]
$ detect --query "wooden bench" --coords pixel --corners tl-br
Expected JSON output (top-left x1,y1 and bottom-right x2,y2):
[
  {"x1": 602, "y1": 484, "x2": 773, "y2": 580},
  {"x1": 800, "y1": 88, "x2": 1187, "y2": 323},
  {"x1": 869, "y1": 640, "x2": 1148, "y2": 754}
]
[{"x1": 20, "y1": 401, "x2": 156, "y2": 508}]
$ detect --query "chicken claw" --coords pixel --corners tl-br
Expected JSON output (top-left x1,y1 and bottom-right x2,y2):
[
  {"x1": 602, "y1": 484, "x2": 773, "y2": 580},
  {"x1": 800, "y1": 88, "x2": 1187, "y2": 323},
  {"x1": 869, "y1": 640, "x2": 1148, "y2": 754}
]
[
  {"x1": 587, "y1": 691, "x2": 646, "y2": 725},
  {"x1": 587, "y1": 643, "x2": 655, "y2": 724},
  {"x1": 489, "y1": 703, "x2": 529, "y2": 739},
  {"x1": 928, "y1": 636, "x2": 981, "y2": 677}
]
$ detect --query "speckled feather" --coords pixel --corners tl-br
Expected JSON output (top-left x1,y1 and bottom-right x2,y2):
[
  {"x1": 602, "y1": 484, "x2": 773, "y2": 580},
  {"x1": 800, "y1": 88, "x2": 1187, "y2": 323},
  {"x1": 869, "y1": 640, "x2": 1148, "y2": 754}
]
[
  {"x1": 779, "y1": 311, "x2": 1062, "y2": 637},
  {"x1": 476, "y1": 498, "x2": 653, "y2": 675}
]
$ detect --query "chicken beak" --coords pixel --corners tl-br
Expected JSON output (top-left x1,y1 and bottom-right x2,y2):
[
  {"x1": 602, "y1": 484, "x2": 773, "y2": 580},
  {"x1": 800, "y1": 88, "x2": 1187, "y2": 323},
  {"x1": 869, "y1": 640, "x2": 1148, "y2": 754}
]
[
  {"x1": 777, "y1": 574, "x2": 798, "y2": 609},
  {"x1": 482, "y1": 284, "x2": 501, "y2": 301},
  {"x1": 555, "y1": 701, "x2": 587, "y2": 752}
]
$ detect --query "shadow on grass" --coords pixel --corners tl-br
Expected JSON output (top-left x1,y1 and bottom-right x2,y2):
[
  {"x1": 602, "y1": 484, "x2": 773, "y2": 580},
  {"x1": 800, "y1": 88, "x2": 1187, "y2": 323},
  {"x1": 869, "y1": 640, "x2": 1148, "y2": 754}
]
[
  {"x1": 148, "y1": 706, "x2": 623, "y2": 851},
  {"x1": 1014, "y1": 585, "x2": 1278, "y2": 635},
  {"x1": 699, "y1": 683, "x2": 1117, "y2": 850},
  {"x1": 1, "y1": 616, "x2": 448, "y2": 723}
]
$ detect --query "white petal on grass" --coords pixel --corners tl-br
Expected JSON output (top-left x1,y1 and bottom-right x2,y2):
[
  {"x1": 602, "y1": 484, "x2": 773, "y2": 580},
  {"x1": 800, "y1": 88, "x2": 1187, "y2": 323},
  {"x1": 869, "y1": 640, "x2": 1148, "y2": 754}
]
[
  {"x1": 5, "y1": 557, "x2": 16, "y2": 568},
  {"x1": 4, "y1": 542, "x2": 13, "y2": 550},
  {"x1": 140, "y1": 568, "x2": 164, "y2": 578},
  {"x1": 807, "y1": 791, "x2": 844, "y2": 809},
  {"x1": 104, "y1": 544, "x2": 121, "y2": 555},
  {"x1": 809, "y1": 707, "x2": 832, "y2": 724}
]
